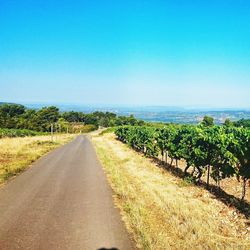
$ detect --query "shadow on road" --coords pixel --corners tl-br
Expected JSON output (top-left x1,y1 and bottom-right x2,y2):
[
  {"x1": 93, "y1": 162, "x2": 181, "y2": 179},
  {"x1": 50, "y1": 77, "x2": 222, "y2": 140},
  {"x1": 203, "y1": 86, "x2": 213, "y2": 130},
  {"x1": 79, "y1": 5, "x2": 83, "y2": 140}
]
[{"x1": 98, "y1": 248, "x2": 119, "y2": 250}]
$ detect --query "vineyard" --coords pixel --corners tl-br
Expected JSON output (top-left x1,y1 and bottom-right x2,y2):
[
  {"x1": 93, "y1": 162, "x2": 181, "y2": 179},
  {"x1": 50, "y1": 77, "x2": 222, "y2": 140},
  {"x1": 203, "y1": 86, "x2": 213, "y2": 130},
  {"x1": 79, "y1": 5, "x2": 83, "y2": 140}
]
[
  {"x1": 115, "y1": 125, "x2": 250, "y2": 200},
  {"x1": 0, "y1": 128, "x2": 43, "y2": 138}
]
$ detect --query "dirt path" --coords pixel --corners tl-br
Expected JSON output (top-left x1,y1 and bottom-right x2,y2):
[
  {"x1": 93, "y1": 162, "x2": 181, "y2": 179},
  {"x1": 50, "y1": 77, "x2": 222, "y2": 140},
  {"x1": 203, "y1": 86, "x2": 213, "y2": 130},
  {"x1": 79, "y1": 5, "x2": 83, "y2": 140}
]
[{"x1": 0, "y1": 135, "x2": 134, "y2": 250}]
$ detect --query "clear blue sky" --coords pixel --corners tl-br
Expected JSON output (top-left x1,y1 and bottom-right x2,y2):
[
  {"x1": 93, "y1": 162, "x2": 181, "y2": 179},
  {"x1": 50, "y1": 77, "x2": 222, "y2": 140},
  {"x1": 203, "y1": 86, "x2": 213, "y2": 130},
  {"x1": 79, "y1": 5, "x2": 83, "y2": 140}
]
[{"x1": 0, "y1": 0, "x2": 250, "y2": 108}]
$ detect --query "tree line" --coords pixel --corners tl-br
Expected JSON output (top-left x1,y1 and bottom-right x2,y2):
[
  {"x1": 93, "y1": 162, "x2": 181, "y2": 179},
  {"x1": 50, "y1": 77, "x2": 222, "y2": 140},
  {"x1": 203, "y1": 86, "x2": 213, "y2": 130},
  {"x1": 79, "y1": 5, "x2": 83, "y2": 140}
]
[
  {"x1": 0, "y1": 104, "x2": 144, "y2": 132},
  {"x1": 115, "y1": 123, "x2": 250, "y2": 200}
]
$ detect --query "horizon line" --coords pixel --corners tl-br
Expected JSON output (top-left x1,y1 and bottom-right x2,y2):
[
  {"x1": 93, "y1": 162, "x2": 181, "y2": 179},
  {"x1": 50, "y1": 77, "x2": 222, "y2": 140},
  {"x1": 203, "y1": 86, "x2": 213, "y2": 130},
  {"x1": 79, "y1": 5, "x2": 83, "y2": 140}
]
[{"x1": 1, "y1": 100, "x2": 250, "y2": 111}]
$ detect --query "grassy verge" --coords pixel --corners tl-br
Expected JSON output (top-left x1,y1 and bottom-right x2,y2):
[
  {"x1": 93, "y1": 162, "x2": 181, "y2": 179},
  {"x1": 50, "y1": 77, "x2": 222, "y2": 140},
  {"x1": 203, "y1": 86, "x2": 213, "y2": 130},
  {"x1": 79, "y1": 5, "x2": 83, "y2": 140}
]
[
  {"x1": 0, "y1": 134, "x2": 75, "y2": 184},
  {"x1": 91, "y1": 132, "x2": 250, "y2": 250}
]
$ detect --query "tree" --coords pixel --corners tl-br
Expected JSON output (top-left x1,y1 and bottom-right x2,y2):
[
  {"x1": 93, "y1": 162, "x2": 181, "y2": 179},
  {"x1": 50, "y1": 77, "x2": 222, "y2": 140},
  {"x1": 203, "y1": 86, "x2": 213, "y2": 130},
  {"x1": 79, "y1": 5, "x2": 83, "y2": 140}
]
[
  {"x1": 166, "y1": 127, "x2": 184, "y2": 167},
  {"x1": 224, "y1": 118, "x2": 233, "y2": 127},
  {"x1": 227, "y1": 127, "x2": 250, "y2": 200},
  {"x1": 0, "y1": 103, "x2": 143, "y2": 132},
  {"x1": 0, "y1": 104, "x2": 25, "y2": 117},
  {"x1": 57, "y1": 118, "x2": 70, "y2": 133},
  {"x1": 0, "y1": 104, "x2": 26, "y2": 128},
  {"x1": 201, "y1": 116, "x2": 214, "y2": 127},
  {"x1": 17, "y1": 109, "x2": 37, "y2": 130},
  {"x1": 34, "y1": 106, "x2": 59, "y2": 131},
  {"x1": 62, "y1": 111, "x2": 82, "y2": 122},
  {"x1": 234, "y1": 119, "x2": 250, "y2": 128},
  {"x1": 84, "y1": 114, "x2": 98, "y2": 126},
  {"x1": 99, "y1": 117, "x2": 110, "y2": 127}
]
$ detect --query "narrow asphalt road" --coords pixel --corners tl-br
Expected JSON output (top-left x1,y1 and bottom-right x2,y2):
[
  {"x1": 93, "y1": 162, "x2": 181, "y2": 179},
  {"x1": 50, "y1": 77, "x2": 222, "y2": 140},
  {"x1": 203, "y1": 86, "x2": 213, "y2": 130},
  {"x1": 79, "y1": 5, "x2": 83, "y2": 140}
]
[{"x1": 0, "y1": 136, "x2": 134, "y2": 250}]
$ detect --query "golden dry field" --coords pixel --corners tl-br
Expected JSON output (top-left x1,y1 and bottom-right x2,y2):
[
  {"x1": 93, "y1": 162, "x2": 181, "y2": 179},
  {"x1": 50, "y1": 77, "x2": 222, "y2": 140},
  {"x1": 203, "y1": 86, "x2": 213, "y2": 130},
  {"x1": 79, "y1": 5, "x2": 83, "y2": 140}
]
[{"x1": 0, "y1": 134, "x2": 75, "y2": 184}]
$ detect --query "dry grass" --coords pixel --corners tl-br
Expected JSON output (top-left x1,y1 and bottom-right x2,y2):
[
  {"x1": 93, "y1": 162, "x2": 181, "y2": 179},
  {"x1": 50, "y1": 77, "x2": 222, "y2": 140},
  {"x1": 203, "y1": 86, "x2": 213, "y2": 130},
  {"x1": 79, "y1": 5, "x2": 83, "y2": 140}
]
[
  {"x1": 0, "y1": 134, "x2": 75, "y2": 184},
  {"x1": 91, "y1": 133, "x2": 250, "y2": 250}
]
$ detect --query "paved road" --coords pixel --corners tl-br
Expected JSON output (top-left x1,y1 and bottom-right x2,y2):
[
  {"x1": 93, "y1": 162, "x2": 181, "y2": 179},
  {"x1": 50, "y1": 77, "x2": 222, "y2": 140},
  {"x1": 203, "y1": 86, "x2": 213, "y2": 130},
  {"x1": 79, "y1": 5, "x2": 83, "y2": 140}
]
[{"x1": 0, "y1": 136, "x2": 134, "y2": 250}]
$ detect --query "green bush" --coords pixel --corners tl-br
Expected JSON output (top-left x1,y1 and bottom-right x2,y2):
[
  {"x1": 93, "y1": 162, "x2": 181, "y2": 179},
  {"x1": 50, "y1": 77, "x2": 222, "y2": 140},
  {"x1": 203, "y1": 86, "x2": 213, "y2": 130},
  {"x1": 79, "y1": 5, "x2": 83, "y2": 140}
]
[{"x1": 0, "y1": 128, "x2": 43, "y2": 138}]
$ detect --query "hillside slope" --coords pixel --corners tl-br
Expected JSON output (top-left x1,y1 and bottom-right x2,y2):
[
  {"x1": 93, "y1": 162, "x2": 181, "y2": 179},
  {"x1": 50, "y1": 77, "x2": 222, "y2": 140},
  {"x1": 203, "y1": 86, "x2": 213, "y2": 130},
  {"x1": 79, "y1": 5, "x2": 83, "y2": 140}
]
[{"x1": 91, "y1": 132, "x2": 250, "y2": 249}]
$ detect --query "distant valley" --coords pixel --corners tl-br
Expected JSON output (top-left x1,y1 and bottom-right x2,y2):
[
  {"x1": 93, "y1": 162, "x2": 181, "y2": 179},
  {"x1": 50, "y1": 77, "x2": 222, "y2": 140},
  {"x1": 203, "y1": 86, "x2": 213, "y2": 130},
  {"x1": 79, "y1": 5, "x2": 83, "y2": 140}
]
[{"x1": 23, "y1": 103, "x2": 250, "y2": 124}]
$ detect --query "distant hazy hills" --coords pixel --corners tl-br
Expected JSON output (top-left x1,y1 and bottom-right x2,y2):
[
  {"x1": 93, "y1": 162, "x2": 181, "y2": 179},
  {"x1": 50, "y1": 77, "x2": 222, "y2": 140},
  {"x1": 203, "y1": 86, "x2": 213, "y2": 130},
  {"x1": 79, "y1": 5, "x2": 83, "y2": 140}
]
[
  {"x1": 0, "y1": 101, "x2": 16, "y2": 105},
  {"x1": 21, "y1": 103, "x2": 250, "y2": 125}
]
